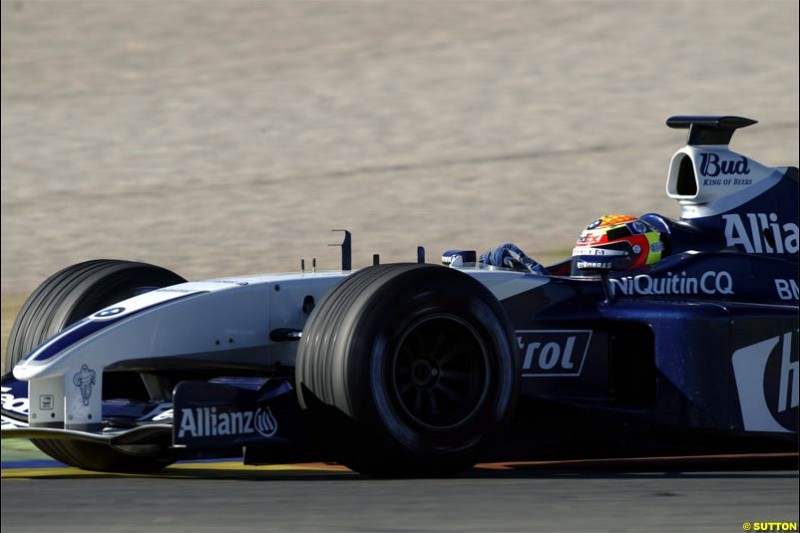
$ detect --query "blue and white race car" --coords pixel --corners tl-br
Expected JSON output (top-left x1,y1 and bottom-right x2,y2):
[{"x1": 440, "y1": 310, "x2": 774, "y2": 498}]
[{"x1": 2, "y1": 116, "x2": 797, "y2": 475}]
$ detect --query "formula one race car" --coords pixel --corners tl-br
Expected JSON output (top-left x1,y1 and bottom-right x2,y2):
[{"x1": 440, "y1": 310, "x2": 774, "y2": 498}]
[{"x1": 2, "y1": 116, "x2": 798, "y2": 475}]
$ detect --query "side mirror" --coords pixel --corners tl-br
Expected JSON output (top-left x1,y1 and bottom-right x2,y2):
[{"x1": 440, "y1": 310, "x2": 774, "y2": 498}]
[{"x1": 442, "y1": 250, "x2": 477, "y2": 268}]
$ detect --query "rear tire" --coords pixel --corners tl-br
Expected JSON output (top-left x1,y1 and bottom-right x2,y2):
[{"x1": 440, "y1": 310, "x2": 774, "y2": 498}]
[
  {"x1": 296, "y1": 264, "x2": 519, "y2": 476},
  {"x1": 6, "y1": 259, "x2": 185, "y2": 471}
]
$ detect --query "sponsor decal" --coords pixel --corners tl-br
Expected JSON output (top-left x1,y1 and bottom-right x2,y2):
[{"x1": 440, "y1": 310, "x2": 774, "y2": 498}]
[
  {"x1": 95, "y1": 307, "x2": 124, "y2": 318},
  {"x1": 517, "y1": 330, "x2": 592, "y2": 377},
  {"x1": 39, "y1": 394, "x2": 54, "y2": 410},
  {"x1": 775, "y1": 279, "x2": 800, "y2": 301},
  {"x1": 152, "y1": 408, "x2": 174, "y2": 421},
  {"x1": 177, "y1": 406, "x2": 278, "y2": 439},
  {"x1": 1, "y1": 386, "x2": 29, "y2": 417},
  {"x1": 610, "y1": 271, "x2": 734, "y2": 297},
  {"x1": 72, "y1": 364, "x2": 96, "y2": 406},
  {"x1": 1, "y1": 414, "x2": 28, "y2": 430},
  {"x1": 732, "y1": 330, "x2": 798, "y2": 433},
  {"x1": 137, "y1": 404, "x2": 174, "y2": 422},
  {"x1": 576, "y1": 261, "x2": 612, "y2": 270},
  {"x1": 577, "y1": 232, "x2": 603, "y2": 245},
  {"x1": 571, "y1": 247, "x2": 626, "y2": 257},
  {"x1": 701, "y1": 177, "x2": 753, "y2": 187},
  {"x1": 698, "y1": 153, "x2": 751, "y2": 178},
  {"x1": 155, "y1": 288, "x2": 197, "y2": 293},
  {"x1": 723, "y1": 213, "x2": 799, "y2": 255}
]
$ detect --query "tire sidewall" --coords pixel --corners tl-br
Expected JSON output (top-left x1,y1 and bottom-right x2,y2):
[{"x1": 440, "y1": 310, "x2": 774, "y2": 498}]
[
  {"x1": 64, "y1": 266, "x2": 184, "y2": 325},
  {"x1": 345, "y1": 268, "x2": 519, "y2": 457},
  {"x1": 5, "y1": 259, "x2": 185, "y2": 471}
]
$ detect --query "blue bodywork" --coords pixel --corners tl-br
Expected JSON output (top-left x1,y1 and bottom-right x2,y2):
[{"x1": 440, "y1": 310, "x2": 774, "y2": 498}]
[{"x1": 490, "y1": 161, "x2": 798, "y2": 457}]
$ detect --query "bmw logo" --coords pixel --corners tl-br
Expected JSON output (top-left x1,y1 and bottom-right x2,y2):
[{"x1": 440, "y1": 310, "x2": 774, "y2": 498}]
[{"x1": 95, "y1": 307, "x2": 125, "y2": 318}]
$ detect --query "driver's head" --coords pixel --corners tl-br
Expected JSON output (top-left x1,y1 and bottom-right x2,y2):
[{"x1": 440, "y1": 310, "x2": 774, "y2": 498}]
[{"x1": 571, "y1": 214, "x2": 665, "y2": 275}]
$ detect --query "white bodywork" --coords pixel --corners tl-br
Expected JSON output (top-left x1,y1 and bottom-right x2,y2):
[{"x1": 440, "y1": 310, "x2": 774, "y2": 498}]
[
  {"x1": 666, "y1": 144, "x2": 788, "y2": 219},
  {"x1": 12, "y1": 267, "x2": 541, "y2": 430}
]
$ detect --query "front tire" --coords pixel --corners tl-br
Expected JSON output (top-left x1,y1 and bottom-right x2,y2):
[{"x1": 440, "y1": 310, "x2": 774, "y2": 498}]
[
  {"x1": 6, "y1": 259, "x2": 185, "y2": 471},
  {"x1": 296, "y1": 264, "x2": 519, "y2": 476}
]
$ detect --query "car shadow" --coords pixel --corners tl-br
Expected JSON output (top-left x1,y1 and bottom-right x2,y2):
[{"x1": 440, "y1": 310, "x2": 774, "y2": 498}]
[{"x1": 3, "y1": 453, "x2": 797, "y2": 482}]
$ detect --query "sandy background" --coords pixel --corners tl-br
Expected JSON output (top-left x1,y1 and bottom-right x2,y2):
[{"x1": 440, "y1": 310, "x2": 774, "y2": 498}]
[{"x1": 2, "y1": 0, "x2": 798, "y2": 303}]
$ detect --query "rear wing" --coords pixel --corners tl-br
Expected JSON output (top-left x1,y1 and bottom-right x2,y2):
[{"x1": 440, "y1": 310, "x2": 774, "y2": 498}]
[{"x1": 666, "y1": 115, "x2": 757, "y2": 146}]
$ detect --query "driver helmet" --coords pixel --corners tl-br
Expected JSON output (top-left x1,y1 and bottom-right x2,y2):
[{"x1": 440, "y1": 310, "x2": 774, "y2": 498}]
[{"x1": 571, "y1": 214, "x2": 665, "y2": 275}]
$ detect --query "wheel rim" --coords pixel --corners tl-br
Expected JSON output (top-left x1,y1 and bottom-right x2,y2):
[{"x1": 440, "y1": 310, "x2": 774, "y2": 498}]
[{"x1": 390, "y1": 314, "x2": 490, "y2": 430}]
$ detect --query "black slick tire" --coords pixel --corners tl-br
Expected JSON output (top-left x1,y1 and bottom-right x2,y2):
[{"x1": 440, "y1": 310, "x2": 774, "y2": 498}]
[
  {"x1": 296, "y1": 264, "x2": 519, "y2": 476},
  {"x1": 5, "y1": 259, "x2": 185, "y2": 471}
]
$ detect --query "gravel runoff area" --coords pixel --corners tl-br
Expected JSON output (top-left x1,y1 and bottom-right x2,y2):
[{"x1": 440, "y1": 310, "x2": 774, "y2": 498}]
[{"x1": 1, "y1": 1, "x2": 798, "y2": 301}]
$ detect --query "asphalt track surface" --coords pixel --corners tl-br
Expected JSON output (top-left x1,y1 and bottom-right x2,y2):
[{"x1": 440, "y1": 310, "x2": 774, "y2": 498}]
[{"x1": 2, "y1": 455, "x2": 798, "y2": 533}]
